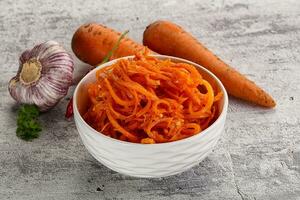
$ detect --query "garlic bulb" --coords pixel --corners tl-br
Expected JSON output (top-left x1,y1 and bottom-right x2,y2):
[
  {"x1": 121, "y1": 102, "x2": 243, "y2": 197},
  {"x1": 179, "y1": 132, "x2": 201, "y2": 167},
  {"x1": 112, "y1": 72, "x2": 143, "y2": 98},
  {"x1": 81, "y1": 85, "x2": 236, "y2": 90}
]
[{"x1": 9, "y1": 41, "x2": 74, "y2": 111}]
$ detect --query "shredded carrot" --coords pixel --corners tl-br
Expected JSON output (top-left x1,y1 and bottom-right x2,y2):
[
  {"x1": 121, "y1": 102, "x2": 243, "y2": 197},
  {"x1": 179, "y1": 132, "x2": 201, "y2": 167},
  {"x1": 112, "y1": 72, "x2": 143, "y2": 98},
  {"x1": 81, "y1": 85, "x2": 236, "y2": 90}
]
[{"x1": 84, "y1": 50, "x2": 222, "y2": 143}]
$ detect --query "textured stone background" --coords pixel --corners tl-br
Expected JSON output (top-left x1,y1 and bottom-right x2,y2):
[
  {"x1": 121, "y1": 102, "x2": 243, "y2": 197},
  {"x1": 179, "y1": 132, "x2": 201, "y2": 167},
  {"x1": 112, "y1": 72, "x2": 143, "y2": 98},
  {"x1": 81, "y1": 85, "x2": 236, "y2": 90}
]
[{"x1": 0, "y1": 0, "x2": 300, "y2": 199}]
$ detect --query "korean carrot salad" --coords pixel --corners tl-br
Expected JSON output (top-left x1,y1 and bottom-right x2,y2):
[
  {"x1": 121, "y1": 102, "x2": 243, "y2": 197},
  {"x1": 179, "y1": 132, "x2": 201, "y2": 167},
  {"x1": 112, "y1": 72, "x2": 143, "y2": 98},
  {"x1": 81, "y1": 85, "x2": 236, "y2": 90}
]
[{"x1": 83, "y1": 51, "x2": 222, "y2": 144}]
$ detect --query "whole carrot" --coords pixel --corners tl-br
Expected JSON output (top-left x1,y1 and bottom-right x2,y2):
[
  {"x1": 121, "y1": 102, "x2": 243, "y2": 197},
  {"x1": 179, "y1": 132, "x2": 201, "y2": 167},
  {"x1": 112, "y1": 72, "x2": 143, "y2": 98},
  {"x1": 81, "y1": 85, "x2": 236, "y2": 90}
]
[
  {"x1": 143, "y1": 20, "x2": 276, "y2": 108},
  {"x1": 72, "y1": 23, "x2": 146, "y2": 66}
]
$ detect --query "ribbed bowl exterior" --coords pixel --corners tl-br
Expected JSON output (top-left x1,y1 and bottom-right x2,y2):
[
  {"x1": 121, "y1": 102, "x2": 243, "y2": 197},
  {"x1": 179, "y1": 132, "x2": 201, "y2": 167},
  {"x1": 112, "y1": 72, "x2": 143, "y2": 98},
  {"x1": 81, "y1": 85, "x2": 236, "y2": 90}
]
[{"x1": 73, "y1": 55, "x2": 228, "y2": 178}]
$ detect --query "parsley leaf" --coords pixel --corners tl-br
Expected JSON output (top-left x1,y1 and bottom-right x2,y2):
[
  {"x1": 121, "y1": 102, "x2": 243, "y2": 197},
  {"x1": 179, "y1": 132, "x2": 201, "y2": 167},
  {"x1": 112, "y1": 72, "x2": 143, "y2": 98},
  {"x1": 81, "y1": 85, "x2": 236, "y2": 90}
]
[{"x1": 16, "y1": 104, "x2": 42, "y2": 141}]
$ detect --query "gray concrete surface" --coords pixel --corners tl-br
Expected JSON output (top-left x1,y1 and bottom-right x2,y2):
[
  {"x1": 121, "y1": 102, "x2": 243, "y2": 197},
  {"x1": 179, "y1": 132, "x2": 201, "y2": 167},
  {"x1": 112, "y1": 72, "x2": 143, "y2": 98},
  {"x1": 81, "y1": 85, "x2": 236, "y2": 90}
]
[{"x1": 1, "y1": 0, "x2": 300, "y2": 199}]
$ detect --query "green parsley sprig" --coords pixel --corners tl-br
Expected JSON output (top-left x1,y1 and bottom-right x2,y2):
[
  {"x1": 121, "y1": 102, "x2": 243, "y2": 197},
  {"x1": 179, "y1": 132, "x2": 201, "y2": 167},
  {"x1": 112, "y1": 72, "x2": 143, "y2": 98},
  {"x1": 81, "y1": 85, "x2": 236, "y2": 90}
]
[{"x1": 16, "y1": 104, "x2": 42, "y2": 141}]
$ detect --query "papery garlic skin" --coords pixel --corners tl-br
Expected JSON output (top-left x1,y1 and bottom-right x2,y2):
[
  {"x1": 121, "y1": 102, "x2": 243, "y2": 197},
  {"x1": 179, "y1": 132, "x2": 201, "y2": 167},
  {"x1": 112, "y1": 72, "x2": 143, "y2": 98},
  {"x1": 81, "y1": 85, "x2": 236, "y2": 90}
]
[{"x1": 9, "y1": 41, "x2": 74, "y2": 111}]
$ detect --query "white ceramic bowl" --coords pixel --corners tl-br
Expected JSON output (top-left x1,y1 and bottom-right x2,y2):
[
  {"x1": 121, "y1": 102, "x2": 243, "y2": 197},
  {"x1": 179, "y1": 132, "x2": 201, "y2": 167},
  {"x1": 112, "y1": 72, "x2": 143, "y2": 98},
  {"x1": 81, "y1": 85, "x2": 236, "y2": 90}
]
[{"x1": 73, "y1": 55, "x2": 228, "y2": 178}]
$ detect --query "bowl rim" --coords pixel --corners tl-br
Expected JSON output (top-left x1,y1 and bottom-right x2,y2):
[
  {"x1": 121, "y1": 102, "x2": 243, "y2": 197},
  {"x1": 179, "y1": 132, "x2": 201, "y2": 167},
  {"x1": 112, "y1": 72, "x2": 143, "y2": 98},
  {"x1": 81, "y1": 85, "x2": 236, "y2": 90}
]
[{"x1": 73, "y1": 55, "x2": 228, "y2": 147}]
